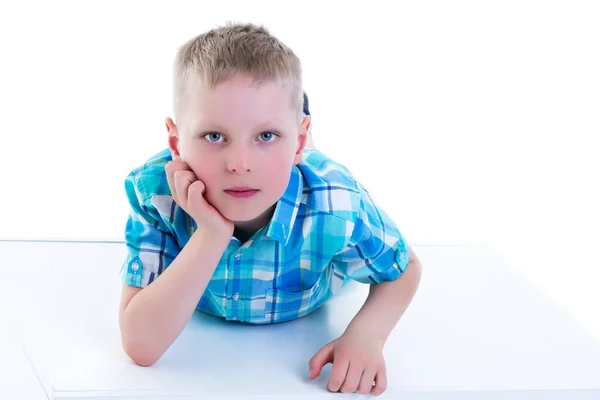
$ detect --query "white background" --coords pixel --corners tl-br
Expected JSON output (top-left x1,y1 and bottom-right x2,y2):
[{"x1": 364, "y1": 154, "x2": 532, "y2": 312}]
[{"x1": 1, "y1": 1, "x2": 598, "y2": 335}]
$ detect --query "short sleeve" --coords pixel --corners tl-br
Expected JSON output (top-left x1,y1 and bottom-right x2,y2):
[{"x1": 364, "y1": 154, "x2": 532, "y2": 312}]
[
  {"x1": 120, "y1": 172, "x2": 181, "y2": 288},
  {"x1": 331, "y1": 183, "x2": 410, "y2": 284}
]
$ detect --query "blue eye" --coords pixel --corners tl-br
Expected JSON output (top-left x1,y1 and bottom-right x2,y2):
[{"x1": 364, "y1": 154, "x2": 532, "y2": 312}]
[
  {"x1": 203, "y1": 131, "x2": 278, "y2": 143},
  {"x1": 259, "y1": 132, "x2": 277, "y2": 142},
  {"x1": 204, "y1": 132, "x2": 224, "y2": 143}
]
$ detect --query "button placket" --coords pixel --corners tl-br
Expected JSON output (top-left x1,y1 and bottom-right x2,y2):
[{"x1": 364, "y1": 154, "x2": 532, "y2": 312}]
[{"x1": 229, "y1": 249, "x2": 243, "y2": 321}]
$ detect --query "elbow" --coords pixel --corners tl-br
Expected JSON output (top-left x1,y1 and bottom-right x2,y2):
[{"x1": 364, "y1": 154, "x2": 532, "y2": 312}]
[
  {"x1": 121, "y1": 334, "x2": 162, "y2": 367},
  {"x1": 119, "y1": 312, "x2": 164, "y2": 367},
  {"x1": 122, "y1": 340, "x2": 160, "y2": 367}
]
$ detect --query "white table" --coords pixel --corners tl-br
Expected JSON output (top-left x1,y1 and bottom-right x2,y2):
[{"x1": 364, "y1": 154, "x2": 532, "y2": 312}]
[
  {"x1": 0, "y1": 316, "x2": 47, "y2": 399},
  {"x1": 0, "y1": 241, "x2": 599, "y2": 399}
]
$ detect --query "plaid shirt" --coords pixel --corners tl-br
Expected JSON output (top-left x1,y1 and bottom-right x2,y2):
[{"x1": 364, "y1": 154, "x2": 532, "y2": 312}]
[{"x1": 121, "y1": 147, "x2": 410, "y2": 324}]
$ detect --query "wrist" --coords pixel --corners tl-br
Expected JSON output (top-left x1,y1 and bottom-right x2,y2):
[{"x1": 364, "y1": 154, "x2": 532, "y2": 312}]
[
  {"x1": 191, "y1": 227, "x2": 232, "y2": 249},
  {"x1": 345, "y1": 319, "x2": 386, "y2": 350}
]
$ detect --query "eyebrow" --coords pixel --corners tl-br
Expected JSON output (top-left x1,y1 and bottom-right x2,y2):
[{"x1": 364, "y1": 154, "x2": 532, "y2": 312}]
[{"x1": 192, "y1": 118, "x2": 288, "y2": 135}]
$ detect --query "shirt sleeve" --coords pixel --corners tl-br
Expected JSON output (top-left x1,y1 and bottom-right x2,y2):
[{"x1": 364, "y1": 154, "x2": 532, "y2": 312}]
[
  {"x1": 331, "y1": 182, "x2": 411, "y2": 284},
  {"x1": 120, "y1": 172, "x2": 181, "y2": 288}
]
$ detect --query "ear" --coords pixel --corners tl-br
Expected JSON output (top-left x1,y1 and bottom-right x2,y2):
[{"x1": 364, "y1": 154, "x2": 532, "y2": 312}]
[
  {"x1": 292, "y1": 115, "x2": 311, "y2": 165},
  {"x1": 166, "y1": 117, "x2": 183, "y2": 161}
]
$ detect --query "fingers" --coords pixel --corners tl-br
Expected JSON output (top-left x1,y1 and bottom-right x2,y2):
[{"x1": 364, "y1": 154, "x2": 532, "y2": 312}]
[
  {"x1": 173, "y1": 169, "x2": 197, "y2": 208},
  {"x1": 339, "y1": 362, "x2": 363, "y2": 393},
  {"x1": 165, "y1": 160, "x2": 192, "y2": 177},
  {"x1": 165, "y1": 162, "x2": 175, "y2": 199},
  {"x1": 165, "y1": 161, "x2": 193, "y2": 204},
  {"x1": 356, "y1": 368, "x2": 377, "y2": 395},
  {"x1": 327, "y1": 357, "x2": 349, "y2": 393},
  {"x1": 308, "y1": 343, "x2": 334, "y2": 380},
  {"x1": 188, "y1": 180, "x2": 206, "y2": 200},
  {"x1": 371, "y1": 366, "x2": 388, "y2": 396}
]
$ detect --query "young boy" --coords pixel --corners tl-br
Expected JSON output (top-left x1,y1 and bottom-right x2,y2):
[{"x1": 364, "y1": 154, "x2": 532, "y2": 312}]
[{"x1": 119, "y1": 22, "x2": 422, "y2": 396}]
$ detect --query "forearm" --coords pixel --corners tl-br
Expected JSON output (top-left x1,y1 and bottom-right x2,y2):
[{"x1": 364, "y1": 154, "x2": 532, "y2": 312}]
[
  {"x1": 120, "y1": 229, "x2": 230, "y2": 365},
  {"x1": 345, "y1": 259, "x2": 422, "y2": 345}
]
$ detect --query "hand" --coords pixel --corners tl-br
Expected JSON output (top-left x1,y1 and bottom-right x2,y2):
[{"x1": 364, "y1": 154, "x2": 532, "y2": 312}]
[
  {"x1": 308, "y1": 330, "x2": 387, "y2": 396},
  {"x1": 165, "y1": 160, "x2": 234, "y2": 237}
]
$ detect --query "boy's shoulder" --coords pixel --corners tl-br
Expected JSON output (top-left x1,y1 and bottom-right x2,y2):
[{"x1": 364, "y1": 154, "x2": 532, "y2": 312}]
[
  {"x1": 297, "y1": 148, "x2": 363, "y2": 215},
  {"x1": 125, "y1": 148, "x2": 173, "y2": 204},
  {"x1": 300, "y1": 148, "x2": 359, "y2": 189}
]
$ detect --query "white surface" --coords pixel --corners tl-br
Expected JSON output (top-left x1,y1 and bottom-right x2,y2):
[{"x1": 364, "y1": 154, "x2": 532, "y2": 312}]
[
  {"x1": 0, "y1": 241, "x2": 599, "y2": 399},
  {"x1": 0, "y1": 320, "x2": 47, "y2": 399},
  {"x1": 0, "y1": 256, "x2": 47, "y2": 399}
]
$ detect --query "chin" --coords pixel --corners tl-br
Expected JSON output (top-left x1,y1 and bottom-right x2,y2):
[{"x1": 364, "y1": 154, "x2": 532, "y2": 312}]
[{"x1": 220, "y1": 206, "x2": 262, "y2": 222}]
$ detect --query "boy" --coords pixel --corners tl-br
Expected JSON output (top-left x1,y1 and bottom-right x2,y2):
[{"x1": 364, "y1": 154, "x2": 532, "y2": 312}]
[{"x1": 119, "y1": 22, "x2": 422, "y2": 396}]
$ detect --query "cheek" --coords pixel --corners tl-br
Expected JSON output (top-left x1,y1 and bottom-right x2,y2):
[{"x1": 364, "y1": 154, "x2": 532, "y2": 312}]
[
  {"x1": 189, "y1": 161, "x2": 214, "y2": 185},
  {"x1": 178, "y1": 137, "x2": 195, "y2": 162},
  {"x1": 184, "y1": 152, "x2": 215, "y2": 185},
  {"x1": 193, "y1": 166, "x2": 220, "y2": 202},
  {"x1": 268, "y1": 157, "x2": 294, "y2": 184}
]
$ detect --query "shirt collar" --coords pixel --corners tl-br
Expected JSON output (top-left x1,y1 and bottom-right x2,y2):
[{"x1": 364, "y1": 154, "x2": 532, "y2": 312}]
[{"x1": 264, "y1": 165, "x2": 304, "y2": 245}]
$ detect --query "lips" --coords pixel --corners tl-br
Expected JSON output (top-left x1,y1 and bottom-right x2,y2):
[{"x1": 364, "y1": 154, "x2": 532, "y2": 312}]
[
  {"x1": 224, "y1": 188, "x2": 259, "y2": 198},
  {"x1": 226, "y1": 187, "x2": 257, "y2": 192}
]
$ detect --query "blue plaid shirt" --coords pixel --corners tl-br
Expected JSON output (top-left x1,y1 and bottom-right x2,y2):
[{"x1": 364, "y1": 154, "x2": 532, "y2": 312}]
[{"x1": 121, "y1": 147, "x2": 410, "y2": 324}]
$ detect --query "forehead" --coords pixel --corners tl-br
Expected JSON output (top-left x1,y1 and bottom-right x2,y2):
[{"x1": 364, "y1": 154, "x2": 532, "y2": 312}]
[{"x1": 181, "y1": 74, "x2": 296, "y2": 125}]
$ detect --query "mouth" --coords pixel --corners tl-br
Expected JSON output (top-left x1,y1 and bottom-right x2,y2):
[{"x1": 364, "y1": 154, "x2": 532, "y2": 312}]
[
  {"x1": 224, "y1": 188, "x2": 260, "y2": 198},
  {"x1": 226, "y1": 187, "x2": 258, "y2": 192}
]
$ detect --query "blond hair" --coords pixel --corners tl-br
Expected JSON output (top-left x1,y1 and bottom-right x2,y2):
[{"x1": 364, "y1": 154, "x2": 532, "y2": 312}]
[{"x1": 173, "y1": 22, "x2": 303, "y2": 125}]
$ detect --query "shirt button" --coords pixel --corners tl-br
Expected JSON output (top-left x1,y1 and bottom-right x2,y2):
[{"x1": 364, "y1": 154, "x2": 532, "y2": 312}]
[
  {"x1": 131, "y1": 261, "x2": 139, "y2": 272},
  {"x1": 233, "y1": 293, "x2": 240, "y2": 301},
  {"x1": 235, "y1": 251, "x2": 242, "y2": 260}
]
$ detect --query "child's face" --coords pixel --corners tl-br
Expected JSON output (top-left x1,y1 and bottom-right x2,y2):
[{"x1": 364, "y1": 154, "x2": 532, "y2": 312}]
[{"x1": 167, "y1": 73, "x2": 310, "y2": 225}]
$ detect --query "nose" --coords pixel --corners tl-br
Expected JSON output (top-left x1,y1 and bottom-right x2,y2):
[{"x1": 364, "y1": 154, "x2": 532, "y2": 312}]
[{"x1": 226, "y1": 144, "x2": 252, "y2": 173}]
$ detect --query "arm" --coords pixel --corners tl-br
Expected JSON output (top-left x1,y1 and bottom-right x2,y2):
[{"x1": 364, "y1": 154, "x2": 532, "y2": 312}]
[
  {"x1": 345, "y1": 246, "x2": 422, "y2": 345},
  {"x1": 309, "y1": 246, "x2": 422, "y2": 395},
  {"x1": 119, "y1": 229, "x2": 230, "y2": 366}
]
